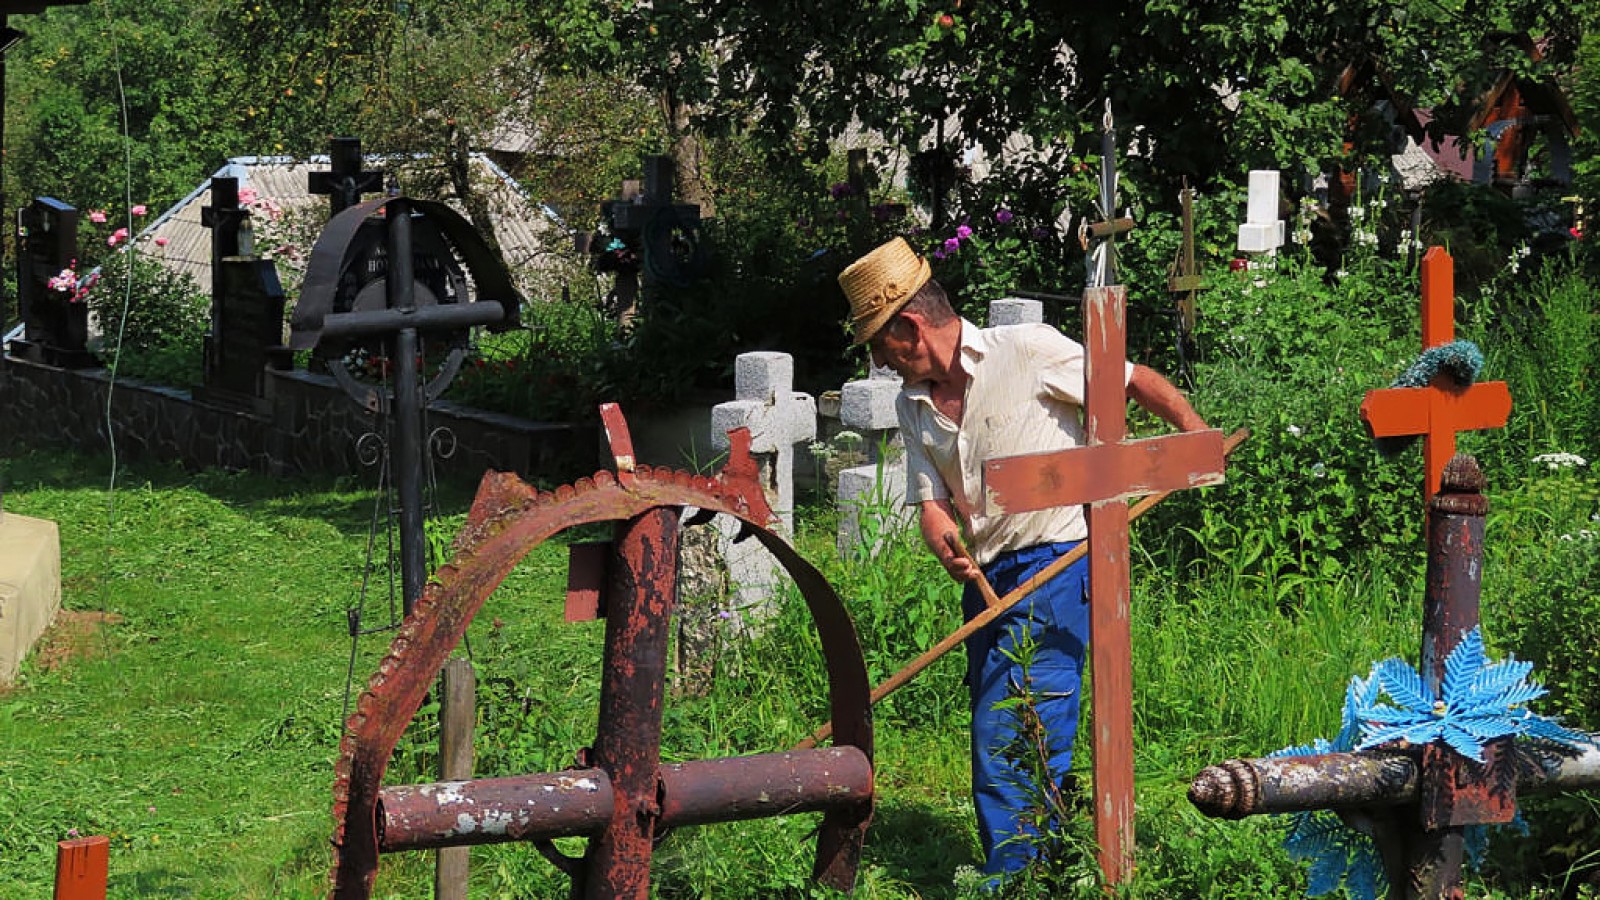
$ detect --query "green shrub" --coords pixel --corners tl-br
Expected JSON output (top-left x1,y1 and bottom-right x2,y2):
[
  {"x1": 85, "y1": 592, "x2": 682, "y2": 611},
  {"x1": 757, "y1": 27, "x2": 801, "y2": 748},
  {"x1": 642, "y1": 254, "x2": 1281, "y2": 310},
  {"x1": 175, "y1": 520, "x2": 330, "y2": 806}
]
[{"x1": 87, "y1": 253, "x2": 208, "y2": 386}]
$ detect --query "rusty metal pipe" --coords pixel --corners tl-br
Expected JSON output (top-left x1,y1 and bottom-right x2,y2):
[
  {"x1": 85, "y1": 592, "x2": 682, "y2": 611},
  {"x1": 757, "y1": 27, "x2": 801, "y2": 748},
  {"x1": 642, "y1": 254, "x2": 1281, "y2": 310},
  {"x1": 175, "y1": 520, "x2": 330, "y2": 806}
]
[
  {"x1": 381, "y1": 769, "x2": 615, "y2": 852},
  {"x1": 658, "y1": 748, "x2": 873, "y2": 827},
  {"x1": 379, "y1": 748, "x2": 873, "y2": 853},
  {"x1": 1189, "y1": 743, "x2": 1600, "y2": 820},
  {"x1": 1189, "y1": 751, "x2": 1419, "y2": 819}
]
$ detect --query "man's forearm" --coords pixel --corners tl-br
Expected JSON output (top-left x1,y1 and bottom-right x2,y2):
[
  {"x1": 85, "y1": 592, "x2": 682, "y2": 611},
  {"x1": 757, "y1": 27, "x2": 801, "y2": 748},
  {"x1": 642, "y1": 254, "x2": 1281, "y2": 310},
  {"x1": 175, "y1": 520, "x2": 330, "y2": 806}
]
[{"x1": 1128, "y1": 364, "x2": 1208, "y2": 431}]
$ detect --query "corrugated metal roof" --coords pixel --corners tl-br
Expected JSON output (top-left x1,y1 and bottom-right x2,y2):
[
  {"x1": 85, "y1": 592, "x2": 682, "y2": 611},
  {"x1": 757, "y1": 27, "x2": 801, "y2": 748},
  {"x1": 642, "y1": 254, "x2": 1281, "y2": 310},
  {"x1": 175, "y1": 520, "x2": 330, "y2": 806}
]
[{"x1": 133, "y1": 153, "x2": 568, "y2": 298}]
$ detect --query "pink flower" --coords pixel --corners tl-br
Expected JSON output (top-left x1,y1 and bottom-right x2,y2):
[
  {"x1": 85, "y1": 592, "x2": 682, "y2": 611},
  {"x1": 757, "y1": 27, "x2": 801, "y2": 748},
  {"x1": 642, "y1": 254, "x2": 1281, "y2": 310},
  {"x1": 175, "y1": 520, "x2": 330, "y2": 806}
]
[
  {"x1": 154, "y1": 236, "x2": 169, "y2": 247},
  {"x1": 955, "y1": 224, "x2": 973, "y2": 240},
  {"x1": 107, "y1": 227, "x2": 130, "y2": 247},
  {"x1": 131, "y1": 204, "x2": 147, "y2": 216},
  {"x1": 1572, "y1": 227, "x2": 1585, "y2": 241},
  {"x1": 88, "y1": 210, "x2": 108, "y2": 224},
  {"x1": 238, "y1": 187, "x2": 259, "y2": 206},
  {"x1": 943, "y1": 237, "x2": 961, "y2": 253},
  {"x1": 47, "y1": 269, "x2": 77, "y2": 291},
  {"x1": 995, "y1": 208, "x2": 1014, "y2": 224}
]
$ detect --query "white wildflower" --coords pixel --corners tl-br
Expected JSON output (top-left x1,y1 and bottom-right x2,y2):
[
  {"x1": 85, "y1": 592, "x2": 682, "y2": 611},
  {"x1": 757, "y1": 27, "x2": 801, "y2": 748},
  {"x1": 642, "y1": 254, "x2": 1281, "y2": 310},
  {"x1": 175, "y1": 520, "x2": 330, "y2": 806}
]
[
  {"x1": 1286, "y1": 425, "x2": 1303, "y2": 437},
  {"x1": 1532, "y1": 452, "x2": 1588, "y2": 470},
  {"x1": 834, "y1": 430, "x2": 863, "y2": 446}
]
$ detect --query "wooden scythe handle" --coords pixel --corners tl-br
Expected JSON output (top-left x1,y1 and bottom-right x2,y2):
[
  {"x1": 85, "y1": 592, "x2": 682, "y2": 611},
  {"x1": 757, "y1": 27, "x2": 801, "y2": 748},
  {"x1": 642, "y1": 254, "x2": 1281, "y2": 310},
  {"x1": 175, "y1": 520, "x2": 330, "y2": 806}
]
[{"x1": 796, "y1": 428, "x2": 1250, "y2": 750}]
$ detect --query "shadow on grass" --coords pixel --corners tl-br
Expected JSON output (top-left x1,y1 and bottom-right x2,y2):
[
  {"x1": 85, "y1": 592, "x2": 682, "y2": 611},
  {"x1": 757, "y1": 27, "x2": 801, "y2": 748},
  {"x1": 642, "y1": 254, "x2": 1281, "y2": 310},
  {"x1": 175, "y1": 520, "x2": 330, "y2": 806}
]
[{"x1": 867, "y1": 799, "x2": 978, "y2": 899}]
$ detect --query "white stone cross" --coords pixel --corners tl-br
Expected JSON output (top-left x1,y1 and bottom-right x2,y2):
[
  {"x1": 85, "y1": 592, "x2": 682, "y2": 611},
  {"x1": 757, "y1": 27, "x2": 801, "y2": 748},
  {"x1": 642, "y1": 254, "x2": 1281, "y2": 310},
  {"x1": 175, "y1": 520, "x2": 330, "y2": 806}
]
[
  {"x1": 836, "y1": 365, "x2": 908, "y2": 557},
  {"x1": 987, "y1": 296, "x2": 1043, "y2": 327},
  {"x1": 709, "y1": 352, "x2": 816, "y2": 619},
  {"x1": 710, "y1": 351, "x2": 817, "y2": 530},
  {"x1": 1237, "y1": 169, "x2": 1285, "y2": 255}
]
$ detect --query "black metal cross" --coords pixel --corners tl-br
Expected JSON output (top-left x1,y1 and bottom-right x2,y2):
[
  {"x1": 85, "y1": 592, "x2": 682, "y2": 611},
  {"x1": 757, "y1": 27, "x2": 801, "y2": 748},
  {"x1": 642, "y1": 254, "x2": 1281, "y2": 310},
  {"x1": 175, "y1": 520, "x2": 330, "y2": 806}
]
[{"x1": 309, "y1": 137, "x2": 387, "y2": 216}]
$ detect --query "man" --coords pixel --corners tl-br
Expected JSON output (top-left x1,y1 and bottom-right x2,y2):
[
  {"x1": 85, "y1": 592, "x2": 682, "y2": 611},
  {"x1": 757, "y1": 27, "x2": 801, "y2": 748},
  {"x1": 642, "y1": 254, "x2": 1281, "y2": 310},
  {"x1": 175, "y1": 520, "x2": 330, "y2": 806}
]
[{"x1": 836, "y1": 236, "x2": 1208, "y2": 879}]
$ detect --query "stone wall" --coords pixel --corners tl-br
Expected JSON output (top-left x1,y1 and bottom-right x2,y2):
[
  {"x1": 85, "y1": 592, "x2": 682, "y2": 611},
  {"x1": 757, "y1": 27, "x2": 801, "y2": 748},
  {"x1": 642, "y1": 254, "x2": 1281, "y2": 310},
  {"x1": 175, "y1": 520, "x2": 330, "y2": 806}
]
[{"x1": 0, "y1": 355, "x2": 599, "y2": 485}]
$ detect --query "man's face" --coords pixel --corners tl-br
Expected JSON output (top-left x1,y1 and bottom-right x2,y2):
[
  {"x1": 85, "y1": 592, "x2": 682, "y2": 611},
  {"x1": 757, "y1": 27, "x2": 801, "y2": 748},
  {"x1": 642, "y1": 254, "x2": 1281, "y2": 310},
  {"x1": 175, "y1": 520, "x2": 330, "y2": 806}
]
[{"x1": 867, "y1": 314, "x2": 932, "y2": 384}]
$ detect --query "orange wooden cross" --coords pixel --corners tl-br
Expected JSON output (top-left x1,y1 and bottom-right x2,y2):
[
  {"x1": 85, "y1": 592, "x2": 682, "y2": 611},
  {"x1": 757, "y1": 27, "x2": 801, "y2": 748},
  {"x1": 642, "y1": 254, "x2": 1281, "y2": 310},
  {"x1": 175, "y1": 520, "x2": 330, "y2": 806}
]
[
  {"x1": 1359, "y1": 247, "x2": 1512, "y2": 502},
  {"x1": 983, "y1": 285, "x2": 1226, "y2": 884}
]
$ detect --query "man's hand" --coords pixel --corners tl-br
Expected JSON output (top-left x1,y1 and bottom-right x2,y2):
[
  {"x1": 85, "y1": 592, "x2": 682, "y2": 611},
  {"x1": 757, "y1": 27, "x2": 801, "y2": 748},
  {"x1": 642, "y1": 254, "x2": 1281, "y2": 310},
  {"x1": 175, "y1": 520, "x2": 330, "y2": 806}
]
[
  {"x1": 919, "y1": 500, "x2": 980, "y2": 583},
  {"x1": 939, "y1": 532, "x2": 983, "y2": 584}
]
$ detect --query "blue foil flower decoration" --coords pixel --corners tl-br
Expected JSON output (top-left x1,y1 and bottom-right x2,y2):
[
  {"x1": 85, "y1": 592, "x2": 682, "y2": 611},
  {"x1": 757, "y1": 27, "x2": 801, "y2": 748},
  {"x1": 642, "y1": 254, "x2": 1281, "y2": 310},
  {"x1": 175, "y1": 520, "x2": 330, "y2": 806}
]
[
  {"x1": 1355, "y1": 628, "x2": 1593, "y2": 761},
  {"x1": 1269, "y1": 628, "x2": 1594, "y2": 899}
]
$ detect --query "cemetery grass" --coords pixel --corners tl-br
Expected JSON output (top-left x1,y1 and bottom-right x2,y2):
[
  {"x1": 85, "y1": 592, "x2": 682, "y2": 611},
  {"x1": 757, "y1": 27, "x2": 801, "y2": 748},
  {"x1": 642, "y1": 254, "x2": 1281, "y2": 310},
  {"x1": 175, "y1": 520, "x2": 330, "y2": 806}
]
[{"x1": 1, "y1": 447, "x2": 1593, "y2": 899}]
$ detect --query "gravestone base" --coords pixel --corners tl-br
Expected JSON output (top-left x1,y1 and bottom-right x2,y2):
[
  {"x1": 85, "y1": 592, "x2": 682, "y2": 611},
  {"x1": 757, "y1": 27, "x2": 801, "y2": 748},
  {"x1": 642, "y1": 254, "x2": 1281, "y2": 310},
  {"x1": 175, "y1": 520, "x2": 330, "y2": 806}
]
[
  {"x1": 6, "y1": 338, "x2": 98, "y2": 370},
  {"x1": 836, "y1": 463, "x2": 910, "y2": 559},
  {"x1": 0, "y1": 512, "x2": 63, "y2": 685}
]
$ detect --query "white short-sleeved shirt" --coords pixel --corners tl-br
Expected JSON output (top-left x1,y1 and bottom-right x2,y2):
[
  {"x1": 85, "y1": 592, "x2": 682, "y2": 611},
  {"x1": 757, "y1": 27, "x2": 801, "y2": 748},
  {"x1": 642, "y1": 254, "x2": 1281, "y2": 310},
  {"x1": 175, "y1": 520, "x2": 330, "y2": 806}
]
[{"x1": 898, "y1": 320, "x2": 1132, "y2": 565}]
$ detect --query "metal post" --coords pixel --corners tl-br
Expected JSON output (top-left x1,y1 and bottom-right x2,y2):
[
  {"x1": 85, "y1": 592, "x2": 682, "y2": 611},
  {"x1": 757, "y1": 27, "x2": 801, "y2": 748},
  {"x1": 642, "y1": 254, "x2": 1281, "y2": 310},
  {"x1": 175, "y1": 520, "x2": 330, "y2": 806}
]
[
  {"x1": 386, "y1": 198, "x2": 426, "y2": 619},
  {"x1": 583, "y1": 507, "x2": 679, "y2": 899}
]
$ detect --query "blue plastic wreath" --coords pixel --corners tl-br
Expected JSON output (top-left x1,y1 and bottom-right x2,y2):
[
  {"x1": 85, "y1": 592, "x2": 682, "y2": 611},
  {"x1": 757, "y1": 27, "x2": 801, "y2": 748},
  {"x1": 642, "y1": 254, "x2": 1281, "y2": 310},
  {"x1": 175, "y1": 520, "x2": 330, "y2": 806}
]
[{"x1": 1270, "y1": 628, "x2": 1594, "y2": 898}]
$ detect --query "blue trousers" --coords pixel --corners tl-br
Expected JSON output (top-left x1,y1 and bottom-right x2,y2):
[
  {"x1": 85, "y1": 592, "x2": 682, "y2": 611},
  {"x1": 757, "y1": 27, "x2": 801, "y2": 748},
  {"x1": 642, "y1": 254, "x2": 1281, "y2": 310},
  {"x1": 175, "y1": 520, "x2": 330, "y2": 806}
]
[{"x1": 961, "y1": 540, "x2": 1090, "y2": 877}]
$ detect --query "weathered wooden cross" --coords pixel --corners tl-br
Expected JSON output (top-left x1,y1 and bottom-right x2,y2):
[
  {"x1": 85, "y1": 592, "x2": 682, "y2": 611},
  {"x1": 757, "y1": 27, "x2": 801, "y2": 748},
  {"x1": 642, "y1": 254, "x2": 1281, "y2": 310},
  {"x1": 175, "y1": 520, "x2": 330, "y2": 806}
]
[
  {"x1": 1359, "y1": 247, "x2": 1511, "y2": 503},
  {"x1": 982, "y1": 104, "x2": 1228, "y2": 885}
]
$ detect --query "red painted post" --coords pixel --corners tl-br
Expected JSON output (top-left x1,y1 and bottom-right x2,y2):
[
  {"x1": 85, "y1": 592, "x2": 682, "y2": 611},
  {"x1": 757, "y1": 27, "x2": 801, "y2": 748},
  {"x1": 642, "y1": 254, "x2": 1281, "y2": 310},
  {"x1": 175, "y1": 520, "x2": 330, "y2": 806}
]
[
  {"x1": 1360, "y1": 248, "x2": 1512, "y2": 503},
  {"x1": 984, "y1": 284, "x2": 1226, "y2": 884},
  {"x1": 53, "y1": 835, "x2": 108, "y2": 900},
  {"x1": 581, "y1": 506, "x2": 680, "y2": 899}
]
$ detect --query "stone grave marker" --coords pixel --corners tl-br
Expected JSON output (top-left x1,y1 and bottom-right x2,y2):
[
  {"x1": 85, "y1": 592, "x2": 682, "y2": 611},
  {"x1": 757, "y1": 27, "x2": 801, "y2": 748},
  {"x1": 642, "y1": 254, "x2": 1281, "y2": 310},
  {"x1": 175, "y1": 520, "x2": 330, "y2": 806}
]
[
  {"x1": 835, "y1": 365, "x2": 906, "y2": 558},
  {"x1": 10, "y1": 197, "x2": 96, "y2": 368},
  {"x1": 196, "y1": 176, "x2": 289, "y2": 411},
  {"x1": 0, "y1": 507, "x2": 61, "y2": 686},
  {"x1": 709, "y1": 351, "x2": 816, "y2": 616}
]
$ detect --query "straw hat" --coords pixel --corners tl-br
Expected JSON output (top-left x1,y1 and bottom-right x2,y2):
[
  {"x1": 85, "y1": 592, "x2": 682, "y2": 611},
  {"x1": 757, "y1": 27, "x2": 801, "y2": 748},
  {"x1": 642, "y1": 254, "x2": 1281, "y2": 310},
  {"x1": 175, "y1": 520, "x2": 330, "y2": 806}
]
[{"x1": 838, "y1": 237, "x2": 931, "y2": 345}]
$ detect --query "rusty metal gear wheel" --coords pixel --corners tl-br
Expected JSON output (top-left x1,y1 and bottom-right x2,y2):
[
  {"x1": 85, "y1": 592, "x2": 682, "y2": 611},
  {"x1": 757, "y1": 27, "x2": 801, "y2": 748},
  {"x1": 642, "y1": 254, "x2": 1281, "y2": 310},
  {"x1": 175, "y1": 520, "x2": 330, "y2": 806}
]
[{"x1": 330, "y1": 404, "x2": 874, "y2": 898}]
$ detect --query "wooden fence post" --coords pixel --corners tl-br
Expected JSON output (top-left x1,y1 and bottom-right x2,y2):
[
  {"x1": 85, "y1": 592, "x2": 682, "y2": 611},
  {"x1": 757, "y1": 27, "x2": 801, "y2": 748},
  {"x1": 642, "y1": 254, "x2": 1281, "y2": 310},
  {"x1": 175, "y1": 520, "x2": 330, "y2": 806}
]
[{"x1": 435, "y1": 657, "x2": 476, "y2": 900}]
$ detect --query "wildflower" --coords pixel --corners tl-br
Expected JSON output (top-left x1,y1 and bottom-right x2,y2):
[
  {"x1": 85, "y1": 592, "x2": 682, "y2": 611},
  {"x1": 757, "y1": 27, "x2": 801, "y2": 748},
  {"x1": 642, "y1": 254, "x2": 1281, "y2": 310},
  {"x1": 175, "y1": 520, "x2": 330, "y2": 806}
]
[
  {"x1": 66, "y1": 828, "x2": 79, "y2": 838},
  {"x1": 932, "y1": 248, "x2": 947, "y2": 260},
  {"x1": 1285, "y1": 425, "x2": 1302, "y2": 437},
  {"x1": 107, "y1": 227, "x2": 129, "y2": 247},
  {"x1": 1029, "y1": 226, "x2": 1050, "y2": 240},
  {"x1": 943, "y1": 237, "x2": 961, "y2": 254},
  {"x1": 1532, "y1": 452, "x2": 1588, "y2": 470},
  {"x1": 154, "y1": 237, "x2": 169, "y2": 247},
  {"x1": 828, "y1": 181, "x2": 854, "y2": 200},
  {"x1": 131, "y1": 204, "x2": 147, "y2": 216},
  {"x1": 1571, "y1": 227, "x2": 1584, "y2": 241},
  {"x1": 835, "y1": 430, "x2": 863, "y2": 445},
  {"x1": 238, "y1": 187, "x2": 259, "y2": 206},
  {"x1": 88, "y1": 209, "x2": 107, "y2": 224},
  {"x1": 955, "y1": 224, "x2": 973, "y2": 240},
  {"x1": 995, "y1": 208, "x2": 1013, "y2": 224}
]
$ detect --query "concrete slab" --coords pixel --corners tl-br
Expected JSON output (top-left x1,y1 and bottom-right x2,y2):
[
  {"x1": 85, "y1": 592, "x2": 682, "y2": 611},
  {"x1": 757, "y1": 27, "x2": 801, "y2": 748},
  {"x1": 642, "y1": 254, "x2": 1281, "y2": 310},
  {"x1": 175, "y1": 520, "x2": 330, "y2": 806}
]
[{"x1": 0, "y1": 512, "x2": 62, "y2": 685}]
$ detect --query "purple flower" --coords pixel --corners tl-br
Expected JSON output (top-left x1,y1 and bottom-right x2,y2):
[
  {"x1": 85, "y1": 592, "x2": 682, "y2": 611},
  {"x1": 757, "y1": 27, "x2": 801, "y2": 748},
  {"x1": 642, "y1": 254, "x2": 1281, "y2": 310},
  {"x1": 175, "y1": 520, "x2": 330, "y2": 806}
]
[
  {"x1": 932, "y1": 248, "x2": 947, "y2": 260},
  {"x1": 995, "y1": 208, "x2": 1014, "y2": 224},
  {"x1": 1030, "y1": 226, "x2": 1050, "y2": 240},
  {"x1": 943, "y1": 237, "x2": 961, "y2": 253},
  {"x1": 955, "y1": 224, "x2": 973, "y2": 240},
  {"x1": 829, "y1": 181, "x2": 855, "y2": 199}
]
